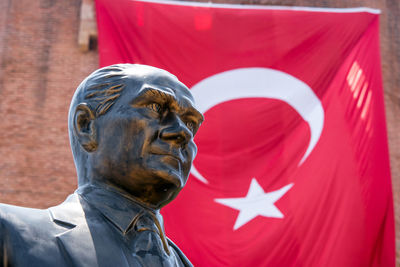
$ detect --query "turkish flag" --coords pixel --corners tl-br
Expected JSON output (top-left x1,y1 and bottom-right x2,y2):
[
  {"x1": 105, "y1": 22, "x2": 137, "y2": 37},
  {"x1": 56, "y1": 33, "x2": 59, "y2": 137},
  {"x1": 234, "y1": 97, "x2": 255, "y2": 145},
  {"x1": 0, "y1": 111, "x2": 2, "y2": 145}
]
[{"x1": 95, "y1": 1, "x2": 395, "y2": 266}]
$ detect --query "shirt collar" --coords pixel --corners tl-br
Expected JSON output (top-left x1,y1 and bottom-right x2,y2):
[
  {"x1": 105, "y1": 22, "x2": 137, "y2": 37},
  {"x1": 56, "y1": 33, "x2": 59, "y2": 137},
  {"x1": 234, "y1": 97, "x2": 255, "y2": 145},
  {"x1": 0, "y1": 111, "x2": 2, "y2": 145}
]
[{"x1": 76, "y1": 184, "x2": 163, "y2": 234}]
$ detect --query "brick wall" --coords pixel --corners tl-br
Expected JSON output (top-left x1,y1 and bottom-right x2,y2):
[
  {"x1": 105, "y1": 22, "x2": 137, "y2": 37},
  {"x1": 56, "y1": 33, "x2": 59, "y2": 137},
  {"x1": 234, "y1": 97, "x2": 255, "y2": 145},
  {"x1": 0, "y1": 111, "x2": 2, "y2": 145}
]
[
  {"x1": 0, "y1": 0, "x2": 398, "y2": 264},
  {"x1": 0, "y1": 0, "x2": 98, "y2": 207}
]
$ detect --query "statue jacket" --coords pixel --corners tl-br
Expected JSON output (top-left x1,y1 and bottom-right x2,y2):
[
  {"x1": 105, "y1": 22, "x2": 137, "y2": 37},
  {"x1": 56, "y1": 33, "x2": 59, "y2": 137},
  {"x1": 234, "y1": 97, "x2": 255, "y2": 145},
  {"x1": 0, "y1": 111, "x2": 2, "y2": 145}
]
[{"x1": 0, "y1": 186, "x2": 193, "y2": 267}]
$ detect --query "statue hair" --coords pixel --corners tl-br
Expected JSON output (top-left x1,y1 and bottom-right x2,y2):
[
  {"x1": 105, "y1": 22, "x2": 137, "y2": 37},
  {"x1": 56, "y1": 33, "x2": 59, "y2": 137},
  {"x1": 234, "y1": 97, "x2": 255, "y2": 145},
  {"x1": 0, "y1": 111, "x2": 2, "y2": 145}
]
[{"x1": 68, "y1": 64, "x2": 131, "y2": 186}]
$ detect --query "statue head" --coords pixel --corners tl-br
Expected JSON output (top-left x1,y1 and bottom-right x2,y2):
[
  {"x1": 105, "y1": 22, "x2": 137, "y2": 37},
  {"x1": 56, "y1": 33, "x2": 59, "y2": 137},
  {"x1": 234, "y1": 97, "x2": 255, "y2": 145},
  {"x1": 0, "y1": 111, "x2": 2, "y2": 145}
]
[{"x1": 68, "y1": 64, "x2": 203, "y2": 209}]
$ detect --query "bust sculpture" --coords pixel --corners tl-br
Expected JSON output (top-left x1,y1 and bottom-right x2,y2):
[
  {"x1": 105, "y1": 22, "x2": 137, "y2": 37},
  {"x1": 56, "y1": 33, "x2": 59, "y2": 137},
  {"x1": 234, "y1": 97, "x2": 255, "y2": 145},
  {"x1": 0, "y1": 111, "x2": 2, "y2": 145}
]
[{"x1": 0, "y1": 64, "x2": 203, "y2": 267}]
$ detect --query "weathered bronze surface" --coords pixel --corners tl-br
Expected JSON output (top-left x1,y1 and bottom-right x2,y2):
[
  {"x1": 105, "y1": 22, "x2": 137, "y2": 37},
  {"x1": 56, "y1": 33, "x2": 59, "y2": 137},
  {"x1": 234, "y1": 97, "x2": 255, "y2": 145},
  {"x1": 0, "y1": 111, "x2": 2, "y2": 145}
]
[{"x1": 0, "y1": 64, "x2": 203, "y2": 267}]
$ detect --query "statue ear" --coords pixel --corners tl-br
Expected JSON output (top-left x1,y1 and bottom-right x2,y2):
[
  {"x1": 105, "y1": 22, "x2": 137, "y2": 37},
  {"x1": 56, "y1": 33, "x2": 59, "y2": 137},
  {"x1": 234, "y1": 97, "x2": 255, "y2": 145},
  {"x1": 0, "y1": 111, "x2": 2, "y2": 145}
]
[{"x1": 73, "y1": 103, "x2": 98, "y2": 152}]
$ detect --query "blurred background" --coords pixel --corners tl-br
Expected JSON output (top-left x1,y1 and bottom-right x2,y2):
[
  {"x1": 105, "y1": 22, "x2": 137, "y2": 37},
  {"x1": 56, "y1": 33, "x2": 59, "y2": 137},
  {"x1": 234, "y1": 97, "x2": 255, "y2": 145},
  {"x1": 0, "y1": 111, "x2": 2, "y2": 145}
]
[{"x1": 0, "y1": 0, "x2": 398, "y2": 264}]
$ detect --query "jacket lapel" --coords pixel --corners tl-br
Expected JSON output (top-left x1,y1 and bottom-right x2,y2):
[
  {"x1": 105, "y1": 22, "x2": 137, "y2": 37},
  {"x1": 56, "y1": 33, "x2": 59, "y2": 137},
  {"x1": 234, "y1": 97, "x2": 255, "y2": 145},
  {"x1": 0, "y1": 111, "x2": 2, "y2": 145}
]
[{"x1": 49, "y1": 194, "x2": 129, "y2": 267}]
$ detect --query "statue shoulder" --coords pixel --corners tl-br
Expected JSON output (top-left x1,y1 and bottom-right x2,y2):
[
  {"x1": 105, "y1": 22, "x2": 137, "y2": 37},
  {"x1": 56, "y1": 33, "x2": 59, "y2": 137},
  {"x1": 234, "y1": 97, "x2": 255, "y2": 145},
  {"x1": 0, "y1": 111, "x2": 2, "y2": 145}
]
[
  {"x1": 0, "y1": 203, "x2": 51, "y2": 230},
  {"x1": 0, "y1": 202, "x2": 43, "y2": 218},
  {"x1": 0, "y1": 201, "x2": 74, "y2": 267}
]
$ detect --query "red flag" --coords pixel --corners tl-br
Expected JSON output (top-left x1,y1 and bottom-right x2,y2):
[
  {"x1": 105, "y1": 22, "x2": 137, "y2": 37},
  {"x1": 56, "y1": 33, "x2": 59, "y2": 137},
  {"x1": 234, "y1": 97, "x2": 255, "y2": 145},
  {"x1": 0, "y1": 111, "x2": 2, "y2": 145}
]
[{"x1": 95, "y1": 0, "x2": 395, "y2": 266}]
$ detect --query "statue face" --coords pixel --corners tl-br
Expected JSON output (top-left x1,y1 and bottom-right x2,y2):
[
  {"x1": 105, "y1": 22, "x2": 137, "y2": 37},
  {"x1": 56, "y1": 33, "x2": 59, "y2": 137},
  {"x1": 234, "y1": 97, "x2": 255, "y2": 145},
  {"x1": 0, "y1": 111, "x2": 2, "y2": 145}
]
[{"x1": 90, "y1": 70, "x2": 203, "y2": 208}]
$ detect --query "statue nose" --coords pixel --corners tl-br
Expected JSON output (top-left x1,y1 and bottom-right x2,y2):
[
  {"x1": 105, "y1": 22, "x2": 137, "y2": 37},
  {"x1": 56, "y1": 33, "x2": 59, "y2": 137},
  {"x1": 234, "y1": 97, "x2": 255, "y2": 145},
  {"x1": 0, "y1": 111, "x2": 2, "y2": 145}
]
[{"x1": 160, "y1": 118, "x2": 192, "y2": 146}]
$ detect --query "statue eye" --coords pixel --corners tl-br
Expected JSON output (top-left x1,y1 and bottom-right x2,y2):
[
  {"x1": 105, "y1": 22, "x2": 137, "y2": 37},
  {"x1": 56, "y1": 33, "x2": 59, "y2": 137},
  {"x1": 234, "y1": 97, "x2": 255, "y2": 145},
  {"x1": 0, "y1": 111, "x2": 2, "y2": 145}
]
[
  {"x1": 185, "y1": 121, "x2": 195, "y2": 132},
  {"x1": 147, "y1": 103, "x2": 162, "y2": 113}
]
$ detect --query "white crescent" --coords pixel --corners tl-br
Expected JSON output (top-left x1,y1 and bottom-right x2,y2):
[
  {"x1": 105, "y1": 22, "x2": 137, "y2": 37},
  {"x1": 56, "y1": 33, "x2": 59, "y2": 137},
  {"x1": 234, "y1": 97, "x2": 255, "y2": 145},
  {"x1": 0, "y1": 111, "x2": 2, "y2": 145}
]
[{"x1": 190, "y1": 68, "x2": 324, "y2": 184}]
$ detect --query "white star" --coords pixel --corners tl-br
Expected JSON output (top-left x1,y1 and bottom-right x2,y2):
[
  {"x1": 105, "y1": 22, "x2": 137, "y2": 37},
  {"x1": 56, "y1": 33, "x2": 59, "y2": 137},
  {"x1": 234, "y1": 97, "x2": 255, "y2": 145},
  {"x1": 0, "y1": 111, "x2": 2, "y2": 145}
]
[{"x1": 215, "y1": 178, "x2": 293, "y2": 230}]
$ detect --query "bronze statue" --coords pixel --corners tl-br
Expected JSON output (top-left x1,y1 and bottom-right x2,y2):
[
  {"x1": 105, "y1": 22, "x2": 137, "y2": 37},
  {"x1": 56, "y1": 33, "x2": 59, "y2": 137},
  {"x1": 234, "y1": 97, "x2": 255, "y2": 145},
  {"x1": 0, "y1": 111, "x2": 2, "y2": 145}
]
[{"x1": 0, "y1": 64, "x2": 203, "y2": 267}]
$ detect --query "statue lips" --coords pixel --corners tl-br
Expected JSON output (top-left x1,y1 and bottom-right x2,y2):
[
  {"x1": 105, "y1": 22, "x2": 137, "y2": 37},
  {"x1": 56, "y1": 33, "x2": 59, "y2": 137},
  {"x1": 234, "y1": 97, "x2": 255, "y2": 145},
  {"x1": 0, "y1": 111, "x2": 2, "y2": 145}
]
[
  {"x1": 150, "y1": 151, "x2": 184, "y2": 186},
  {"x1": 158, "y1": 153, "x2": 182, "y2": 170}
]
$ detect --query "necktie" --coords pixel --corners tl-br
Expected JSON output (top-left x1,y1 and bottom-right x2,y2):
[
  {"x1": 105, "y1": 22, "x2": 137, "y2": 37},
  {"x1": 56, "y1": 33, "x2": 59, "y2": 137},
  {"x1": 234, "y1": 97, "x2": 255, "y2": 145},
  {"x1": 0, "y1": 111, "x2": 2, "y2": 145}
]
[{"x1": 126, "y1": 211, "x2": 176, "y2": 266}]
